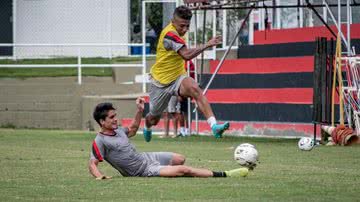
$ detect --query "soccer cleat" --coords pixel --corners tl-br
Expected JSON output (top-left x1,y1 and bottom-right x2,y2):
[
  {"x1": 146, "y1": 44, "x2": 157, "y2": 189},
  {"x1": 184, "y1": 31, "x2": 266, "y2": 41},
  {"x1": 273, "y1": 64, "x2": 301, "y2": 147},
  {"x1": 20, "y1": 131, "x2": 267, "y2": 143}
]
[
  {"x1": 143, "y1": 128, "x2": 152, "y2": 142},
  {"x1": 211, "y1": 122, "x2": 230, "y2": 138},
  {"x1": 225, "y1": 167, "x2": 249, "y2": 177}
]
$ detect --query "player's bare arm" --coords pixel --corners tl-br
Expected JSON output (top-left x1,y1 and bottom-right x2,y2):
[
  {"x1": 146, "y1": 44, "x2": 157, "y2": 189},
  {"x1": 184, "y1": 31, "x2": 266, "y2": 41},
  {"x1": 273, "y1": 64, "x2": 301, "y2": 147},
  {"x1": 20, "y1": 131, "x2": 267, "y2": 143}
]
[
  {"x1": 177, "y1": 36, "x2": 221, "y2": 60},
  {"x1": 88, "y1": 159, "x2": 111, "y2": 180},
  {"x1": 127, "y1": 97, "x2": 145, "y2": 137}
]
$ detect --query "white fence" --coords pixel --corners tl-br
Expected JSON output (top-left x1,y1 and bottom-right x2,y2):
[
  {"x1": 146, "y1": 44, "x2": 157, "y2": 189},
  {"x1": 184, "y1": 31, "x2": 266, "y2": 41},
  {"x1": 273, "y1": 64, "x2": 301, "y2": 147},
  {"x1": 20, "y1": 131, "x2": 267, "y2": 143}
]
[{"x1": 0, "y1": 43, "x2": 148, "y2": 92}]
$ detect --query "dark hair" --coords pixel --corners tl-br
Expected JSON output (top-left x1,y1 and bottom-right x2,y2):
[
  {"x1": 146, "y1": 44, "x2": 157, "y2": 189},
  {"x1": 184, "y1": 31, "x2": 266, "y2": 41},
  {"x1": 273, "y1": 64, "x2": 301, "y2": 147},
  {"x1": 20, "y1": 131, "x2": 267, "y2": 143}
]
[
  {"x1": 93, "y1": 103, "x2": 116, "y2": 126},
  {"x1": 173, "y1": 6, "x2": 192, "y2": 20}
]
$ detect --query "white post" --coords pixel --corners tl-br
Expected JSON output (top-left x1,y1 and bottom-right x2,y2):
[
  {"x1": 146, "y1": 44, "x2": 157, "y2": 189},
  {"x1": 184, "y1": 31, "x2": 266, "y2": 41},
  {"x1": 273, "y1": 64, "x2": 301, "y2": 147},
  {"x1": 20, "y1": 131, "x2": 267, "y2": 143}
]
[
  {"x1": 12, "y1": 0, "x2": 17, "y2": 61},
  {"x1": 324, "y1": 2, "x2": 349, "y2": 49},
  {"x1": 222, "y1": 10, "x2": 227, "y2": 48},
  {"x1": 142, "y1": 1, "x2": 147, "y2": 93},
  {"x1": 349, "y1": 3, "x2": 352, "y2": 24},
  {"x1": 299, "y1": 0, "x2": 304, "y2": 27},
  {"x1": 108, "y1": 0, "x2": 113, "y2": 60},
  {"x1": 212, "y1": 9, "x2": 216, "y2": 60},
  {"x1": 347, "y1": 0, "x2": 351, "y2": 56},
  {"x1": 77, "y1": 48, "x2": 82, "y2": 85},
  {"x1": 194, "y1": 10, "x2": 198, "y2": 135},
  {"x1": 323, "y1": 0, "x2": 327, "y2": 23},
  {"x1": 276, "y1": 0, "x2": 281, "y2": 29},
  {"x1": 259, "y1": 2, "x2": 264, "y2": 30},
  {"x1": 249, "y1": 9, "x2": 254, "y2": 45},
  {"x1": 338, "y1": 0, "x2": 341, "y2": 34},
  {"x1": 309, "y1": 6, "x2": 314, "y2": 27}
]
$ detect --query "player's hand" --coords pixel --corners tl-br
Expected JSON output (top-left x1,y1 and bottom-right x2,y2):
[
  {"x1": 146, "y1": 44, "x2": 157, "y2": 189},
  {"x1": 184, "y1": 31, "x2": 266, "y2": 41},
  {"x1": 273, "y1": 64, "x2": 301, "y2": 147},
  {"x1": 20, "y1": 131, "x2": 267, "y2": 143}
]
[
  {"x1": 95, "y1": 175, "x2": 112, "y2": 180},
  {"x1": 206, "y1": 36, "x2": 222, "y2": 47},
  {"x1": 136, "y1": 97, "x2": 145, "y2": 112}
]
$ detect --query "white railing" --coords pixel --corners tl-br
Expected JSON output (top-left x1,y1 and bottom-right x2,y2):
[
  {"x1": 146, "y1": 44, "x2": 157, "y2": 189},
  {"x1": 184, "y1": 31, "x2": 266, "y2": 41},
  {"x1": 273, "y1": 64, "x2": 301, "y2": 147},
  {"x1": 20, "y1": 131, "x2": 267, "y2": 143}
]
[{"x1": 0, "y1": 43, "x2": 148, "y2": 92}]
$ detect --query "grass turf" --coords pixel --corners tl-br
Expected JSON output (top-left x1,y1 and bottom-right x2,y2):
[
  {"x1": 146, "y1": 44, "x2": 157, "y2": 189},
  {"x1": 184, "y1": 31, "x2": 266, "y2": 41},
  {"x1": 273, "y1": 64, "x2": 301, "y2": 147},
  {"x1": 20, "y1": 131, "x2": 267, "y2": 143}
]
[{"x1": 0, "y1": 129, "x2": 359, "y2": 201}]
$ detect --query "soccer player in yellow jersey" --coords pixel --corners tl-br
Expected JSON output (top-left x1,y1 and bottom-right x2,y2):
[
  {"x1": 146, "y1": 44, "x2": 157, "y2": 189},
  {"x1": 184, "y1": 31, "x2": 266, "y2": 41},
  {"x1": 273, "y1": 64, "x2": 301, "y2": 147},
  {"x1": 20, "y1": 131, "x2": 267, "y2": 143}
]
[{"x1": 143, "y1": 6, "x2": 229, "y2": 142}]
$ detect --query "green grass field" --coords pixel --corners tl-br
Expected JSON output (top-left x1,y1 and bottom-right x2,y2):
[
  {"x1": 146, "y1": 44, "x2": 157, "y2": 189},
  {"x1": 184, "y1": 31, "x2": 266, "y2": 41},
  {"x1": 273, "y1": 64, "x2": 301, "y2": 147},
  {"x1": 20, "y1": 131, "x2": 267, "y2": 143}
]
[{"x1": 0, "y1": 129, "x2": 359, "y2": 201}]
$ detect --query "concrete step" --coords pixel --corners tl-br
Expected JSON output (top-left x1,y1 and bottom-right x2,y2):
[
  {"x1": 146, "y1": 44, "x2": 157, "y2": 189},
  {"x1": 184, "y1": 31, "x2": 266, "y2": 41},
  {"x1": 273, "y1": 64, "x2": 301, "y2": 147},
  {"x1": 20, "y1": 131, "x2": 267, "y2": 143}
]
[
  {"x1": 0, "y1": 101, "x2": 75, "y2": 111},
  {"x1": 0, "y1": 110, "x2": 79, "y2": 129},
  {"x1": 0, "y1": 95, "x2": 76, "y2": 103},
  {"x1": 0, "y1": 76, "x2": 143, "y2": 129}
]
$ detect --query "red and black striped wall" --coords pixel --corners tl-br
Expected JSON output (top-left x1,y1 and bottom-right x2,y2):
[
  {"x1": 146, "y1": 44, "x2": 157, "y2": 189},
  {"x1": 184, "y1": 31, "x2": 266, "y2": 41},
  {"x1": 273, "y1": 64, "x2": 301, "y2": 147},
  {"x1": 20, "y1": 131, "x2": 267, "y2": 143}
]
[
  {"x1": 253, "y1": 24, "x2": 360, "y2": 45},
  {"x1": 195, "y1": 24, "x2": 355, "y2": 136},
  {"x1": 122, "y1": 24, "x2": 359, "y2": 136}
]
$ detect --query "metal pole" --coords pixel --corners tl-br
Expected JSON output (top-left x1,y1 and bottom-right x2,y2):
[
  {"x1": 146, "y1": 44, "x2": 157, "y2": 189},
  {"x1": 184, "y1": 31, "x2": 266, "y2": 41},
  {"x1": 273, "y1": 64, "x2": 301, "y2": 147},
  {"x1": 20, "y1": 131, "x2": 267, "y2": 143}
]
[
  {"x1": 306, "y1": 0, "x2": 336, "y2": 38},
  {"x1": 12, "y1": 0, "x2": 17, "y2": 61},
  {"x1": 212, "y1": 9, "x2": 216, "y2": 60},
  {"x1": 194, "y1": 10, "x2": 199, "y2": 135},
  {"x1": 249, "y1": 8, "x2": 254, "y2": 44},
  {"x1": 199, "y1": 9, "x2": 207, "y2": 86},
  {"x1": 202, "y1": 7, "x2": 254, "y2": 96},
  {"x1": 323, "y1": 0, "x2": 349, "y2": 47},
  {"x1": 77, "y1": 48, "x2": 82, "y2": 85},
  {"x1": 185, "y1": 3, "x2": 360, "y2": 10},
  {"x1": 142, "y1": 1, "x2": 147, "y2": 93},
  {"x1": 338, "y1": 0, "x2": 341, "y2": 35},
  {"x1": 222, "y1": 10, "x2": 227, "y2": 48},
  {"x1": 323, "y1": 0, "x2": 327, "y2": 23},
  {"x1": 297, "y1": 0, "x2": 301, "y2": 27},
  {"x1": 299, "y1": 0, "x2": 304, "y2": 27},
  {"x1": 276, "y1": 0, "x2": 281, "y2": 29},
  {"x1": 347, "y1": 0, "x2": 351, "y2": 56},
  {"x1": 260, "y1": 1, "x2": 265, "y2": 30}
]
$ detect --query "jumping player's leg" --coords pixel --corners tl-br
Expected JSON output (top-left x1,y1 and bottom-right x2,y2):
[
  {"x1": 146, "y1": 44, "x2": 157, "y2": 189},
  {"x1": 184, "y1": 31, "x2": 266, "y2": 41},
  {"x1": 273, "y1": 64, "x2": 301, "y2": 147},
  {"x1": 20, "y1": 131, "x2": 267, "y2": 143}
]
[
  {"x1": 144, "y1": 76, "x2": 186, "y2": 142},
  {"x1": 143, "y1": 84, "x2": 172, "y2": 142},
  {"x1": 179, "y1": 77, "x2": 229, "y2": 138},
  {"x1": 179, "y1": 77, "x2": 213, "y2": 118}
]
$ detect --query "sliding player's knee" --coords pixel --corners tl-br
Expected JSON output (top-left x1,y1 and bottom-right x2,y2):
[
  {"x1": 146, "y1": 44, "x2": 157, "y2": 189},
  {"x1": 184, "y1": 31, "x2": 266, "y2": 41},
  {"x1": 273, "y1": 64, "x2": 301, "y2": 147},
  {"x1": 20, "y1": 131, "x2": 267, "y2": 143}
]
[{"x1": 172, "y1": 153, "x2": 185, "y2": 165}]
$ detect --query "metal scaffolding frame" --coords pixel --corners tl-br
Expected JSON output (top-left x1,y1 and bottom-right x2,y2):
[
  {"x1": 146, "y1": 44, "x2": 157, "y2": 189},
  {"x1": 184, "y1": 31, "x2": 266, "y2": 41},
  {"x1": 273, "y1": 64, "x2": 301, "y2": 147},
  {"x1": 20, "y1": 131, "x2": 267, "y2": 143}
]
[{"x1": 184, "y1": 0, "x2": 359, "y2": 135}]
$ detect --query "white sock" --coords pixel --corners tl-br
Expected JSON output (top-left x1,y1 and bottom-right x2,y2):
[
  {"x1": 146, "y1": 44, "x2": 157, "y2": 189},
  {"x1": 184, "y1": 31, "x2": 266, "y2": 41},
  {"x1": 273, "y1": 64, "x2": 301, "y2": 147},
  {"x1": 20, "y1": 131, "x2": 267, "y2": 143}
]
[{"x1": 207, "y1": 116, "x2": 217, "y2": 128}]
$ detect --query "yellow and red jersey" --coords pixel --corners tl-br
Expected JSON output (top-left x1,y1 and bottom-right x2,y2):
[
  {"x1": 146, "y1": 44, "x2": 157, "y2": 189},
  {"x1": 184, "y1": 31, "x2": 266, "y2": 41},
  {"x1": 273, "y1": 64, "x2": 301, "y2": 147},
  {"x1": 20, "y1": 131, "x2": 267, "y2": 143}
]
[{"x1": 150, "y1": 23, "x2": 186, "y2": 85}]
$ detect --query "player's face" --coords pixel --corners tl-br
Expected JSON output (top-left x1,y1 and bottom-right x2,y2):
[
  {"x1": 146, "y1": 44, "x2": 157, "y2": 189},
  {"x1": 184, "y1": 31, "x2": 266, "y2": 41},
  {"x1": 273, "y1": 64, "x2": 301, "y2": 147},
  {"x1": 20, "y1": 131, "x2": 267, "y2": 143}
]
[
  {"x1": 172, "y1": 16, "x2": 190, "y2": 36},
  {"x1": 102, "y1": 110, "x2": 118, "y2": 130}
]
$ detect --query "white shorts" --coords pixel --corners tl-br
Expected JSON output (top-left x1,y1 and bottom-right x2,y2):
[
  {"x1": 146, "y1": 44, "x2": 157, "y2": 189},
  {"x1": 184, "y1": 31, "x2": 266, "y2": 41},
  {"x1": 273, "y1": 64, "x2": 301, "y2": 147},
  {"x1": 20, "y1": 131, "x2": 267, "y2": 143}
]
[{"x1": 141, "y1": 152, "x2": 173, "y2": 177}]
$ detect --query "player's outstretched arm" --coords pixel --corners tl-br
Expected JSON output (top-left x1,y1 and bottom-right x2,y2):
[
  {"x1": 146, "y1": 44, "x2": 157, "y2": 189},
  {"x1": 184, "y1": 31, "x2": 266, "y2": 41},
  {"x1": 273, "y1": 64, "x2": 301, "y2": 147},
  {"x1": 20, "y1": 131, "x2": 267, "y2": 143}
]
[
  {"x1": 127, "y1": 97, "x2": 145, "y2": 137},
  {"x1": 88, "y1": 159, "x2": 111, "y2": 180},
  {"x1": 177, "y1": 36, "x2": 221, "y2": 60}
]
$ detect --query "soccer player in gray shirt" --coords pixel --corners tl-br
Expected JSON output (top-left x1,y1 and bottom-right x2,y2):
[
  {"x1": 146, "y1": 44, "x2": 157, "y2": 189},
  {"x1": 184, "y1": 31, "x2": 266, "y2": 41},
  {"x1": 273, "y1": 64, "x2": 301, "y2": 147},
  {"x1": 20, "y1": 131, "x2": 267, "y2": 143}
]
[{"x1": 88, "y1": 97, "x2": 248, "y2": 179}]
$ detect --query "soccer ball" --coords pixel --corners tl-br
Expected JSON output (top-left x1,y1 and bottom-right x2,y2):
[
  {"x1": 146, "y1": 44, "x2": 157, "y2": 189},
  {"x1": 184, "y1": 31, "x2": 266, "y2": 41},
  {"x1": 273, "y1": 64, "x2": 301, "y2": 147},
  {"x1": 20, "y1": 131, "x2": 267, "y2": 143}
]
[
  {"x1": 298, "y1": 137, "x2": 315, "y2": 151},
  {"x1": 234, "y1": 143, "x2": 259, "y2": 169}
]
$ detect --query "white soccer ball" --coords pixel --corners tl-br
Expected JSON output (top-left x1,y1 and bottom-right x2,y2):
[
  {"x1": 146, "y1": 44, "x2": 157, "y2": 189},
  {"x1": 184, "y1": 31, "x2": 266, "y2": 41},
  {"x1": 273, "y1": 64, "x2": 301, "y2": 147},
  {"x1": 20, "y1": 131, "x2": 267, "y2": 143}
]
[
  {"x1": 298, "y1": 137, "x2": 315, "y2": 151},
  {"x1": 234, "y1": 143, "x2": 259, "y2": 169}
]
